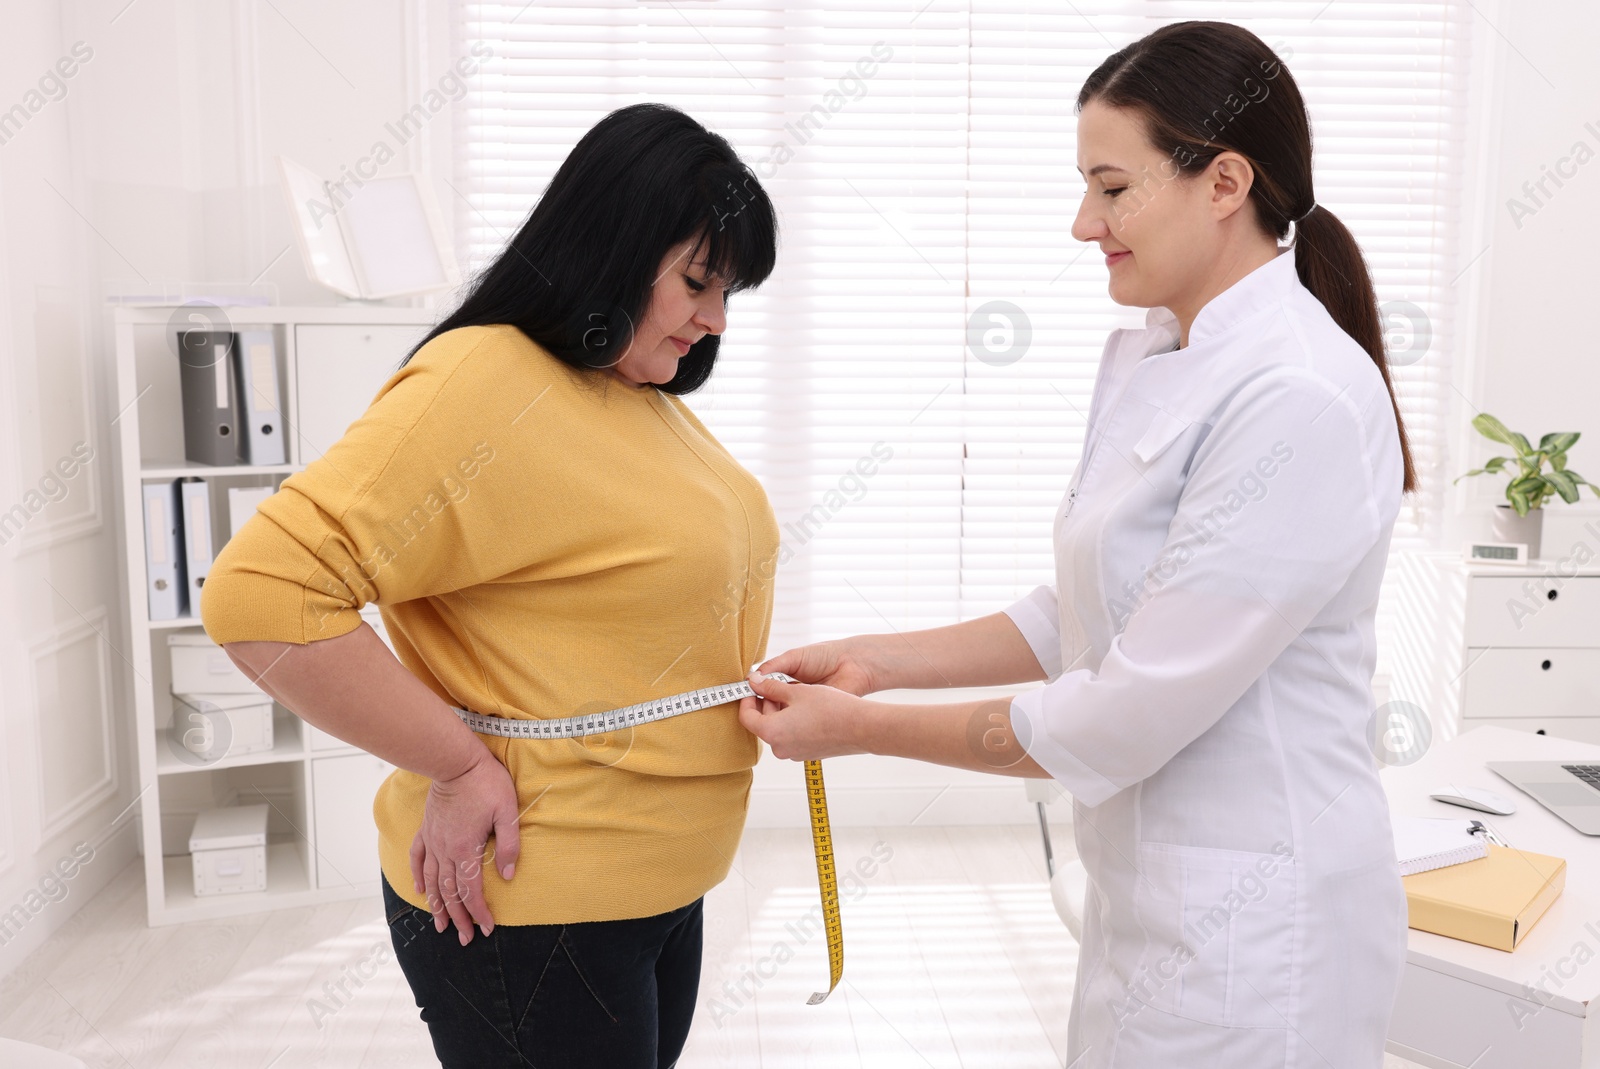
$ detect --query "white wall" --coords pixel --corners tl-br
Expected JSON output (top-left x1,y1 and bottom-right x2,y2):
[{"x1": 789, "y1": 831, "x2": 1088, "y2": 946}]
[
  {"x1": 73, "y1": 0, "x2": 451, "y2": 306},
  {"x1": 2, "y1": 0, "x2": 1597, "y2": 978},
  {"x1": 0, "y1": 0, "x2": 453, "y2": 981},
  {"x1": 0, "y1": 1, "x2": 136, "y2": 982},
  {"x1": 1448, "y1": 0, "x2": 1600, "y2": 557}
]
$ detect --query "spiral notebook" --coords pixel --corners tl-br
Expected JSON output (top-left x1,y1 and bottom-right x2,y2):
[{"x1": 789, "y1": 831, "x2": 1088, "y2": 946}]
[{"x1": 1393, "y1": 816, "x2": 1490, "y2": 876}]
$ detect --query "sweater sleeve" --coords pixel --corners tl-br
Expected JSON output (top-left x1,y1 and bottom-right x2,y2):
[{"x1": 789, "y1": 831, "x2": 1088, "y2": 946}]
[{"x1": 200, "y1": 327, "x2": 541, "y2": 647}]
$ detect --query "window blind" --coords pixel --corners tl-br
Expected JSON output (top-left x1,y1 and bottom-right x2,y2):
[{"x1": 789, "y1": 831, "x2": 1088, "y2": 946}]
[{"x1": 454, "y1": 1, "x2": 1472, "y2": 660}]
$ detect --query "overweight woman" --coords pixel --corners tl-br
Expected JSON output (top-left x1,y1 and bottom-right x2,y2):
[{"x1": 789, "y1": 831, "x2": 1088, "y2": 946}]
[
  {"x1": 741, "y1": 22, "x2": 1413, "y2": 1067},
  {"x1": 202, "y1": 104, "x2": 780, "y2": 1068}
]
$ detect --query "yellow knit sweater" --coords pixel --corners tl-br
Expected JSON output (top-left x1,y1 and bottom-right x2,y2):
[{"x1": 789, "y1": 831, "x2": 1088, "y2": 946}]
[{"x1": 200, "y1": 324, "x2": 779, "y2": 923}]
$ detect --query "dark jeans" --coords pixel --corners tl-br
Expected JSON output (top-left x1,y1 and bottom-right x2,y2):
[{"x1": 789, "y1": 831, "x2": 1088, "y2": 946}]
[{"x1": 382, "y1": 872, "x2": 704, "y2": 1069}]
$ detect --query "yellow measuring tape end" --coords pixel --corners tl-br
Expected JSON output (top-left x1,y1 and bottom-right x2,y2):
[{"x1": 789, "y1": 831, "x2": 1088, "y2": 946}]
[{"x1": 804, "y1": 758, "x2": 844, "y2": 1005}]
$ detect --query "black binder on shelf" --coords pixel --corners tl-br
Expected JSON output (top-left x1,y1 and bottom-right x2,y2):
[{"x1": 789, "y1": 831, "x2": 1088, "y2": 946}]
[{"x1": 178, "y1": 330, "x2": 242, "y2": 466}]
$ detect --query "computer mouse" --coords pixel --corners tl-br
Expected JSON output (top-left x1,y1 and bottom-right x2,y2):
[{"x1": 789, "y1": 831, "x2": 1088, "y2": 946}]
[{"x1": 1430, "y1": 784, "x2": 1517, "y2": 816}]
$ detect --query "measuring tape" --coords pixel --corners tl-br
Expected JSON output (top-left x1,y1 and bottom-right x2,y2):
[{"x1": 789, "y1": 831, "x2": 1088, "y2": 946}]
[{"x1": 450, "y1": 672, "x2": 843, "y2": 1005}]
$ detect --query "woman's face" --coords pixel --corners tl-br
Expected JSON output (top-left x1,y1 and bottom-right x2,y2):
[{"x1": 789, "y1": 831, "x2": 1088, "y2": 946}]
[
  {"x1": 1070, "y1": 100, "x2": 1250, "y2": 316},
  {"x1": 609, "y1": 236, "x2": 729, "y2": 387}
]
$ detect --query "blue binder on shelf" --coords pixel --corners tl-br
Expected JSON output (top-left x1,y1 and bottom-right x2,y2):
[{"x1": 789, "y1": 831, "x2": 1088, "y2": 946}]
[
  {"x1": 227, "y1": 485, "x2": 274, "y2": 539},
  {"x1": 179, "y1": 478, "x2": 213, "y2": 611},
  {"x1": 234, "y1": 329, "x2": 284, "y2": 464},
  {"x1": 143, "y1": 479, "x2": 185, "y2": 620}
]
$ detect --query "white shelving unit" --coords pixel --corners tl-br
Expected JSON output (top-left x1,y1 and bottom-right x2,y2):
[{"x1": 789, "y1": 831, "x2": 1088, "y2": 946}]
[
  {"x1": 1389, "y1": 549, "x2": 1600, "y2": 748},
  {"x1": 110, "y1": 304, "x2": 437, "y2": 925}
]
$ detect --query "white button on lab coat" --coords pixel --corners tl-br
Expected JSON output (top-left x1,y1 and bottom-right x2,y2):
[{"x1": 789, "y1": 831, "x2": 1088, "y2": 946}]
[{"x1": 1004, "y1": 247, "x2": 1408, "y2": 1067}]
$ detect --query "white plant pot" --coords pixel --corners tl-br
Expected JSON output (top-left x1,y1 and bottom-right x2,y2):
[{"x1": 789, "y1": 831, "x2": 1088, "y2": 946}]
[{"x1": 1491, "y1": 504, "x2": 1544, "y2": 559}]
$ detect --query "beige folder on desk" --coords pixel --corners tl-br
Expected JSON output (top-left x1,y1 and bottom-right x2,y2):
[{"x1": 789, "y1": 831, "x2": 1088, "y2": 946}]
[{"x1": 1403, "y1": 844, "x2": 1566, "y2": 952}]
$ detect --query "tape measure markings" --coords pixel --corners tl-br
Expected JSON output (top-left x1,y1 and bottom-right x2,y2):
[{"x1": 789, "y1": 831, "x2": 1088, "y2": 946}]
[
  {"x1": 451, "y1": 672, "x2": 843, "y2": 1004},
  {"x1": 804, "y1": 758, "x2": 844, "y2": 1004}
]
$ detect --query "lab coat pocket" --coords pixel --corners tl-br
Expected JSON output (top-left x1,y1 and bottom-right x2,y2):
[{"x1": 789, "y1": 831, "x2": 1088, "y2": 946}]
[
  {"x1": 1132, "y1": 841, "x2": 1297, "y2": 1029},
  {"x1": 1131, "y1": 408, "x2": 1191, "y2": 465}
]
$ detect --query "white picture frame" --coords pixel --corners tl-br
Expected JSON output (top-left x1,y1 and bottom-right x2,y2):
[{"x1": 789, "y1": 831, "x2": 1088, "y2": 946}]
[{"x1": 277, "y1": 155, "x2": 460, "y2": 300}]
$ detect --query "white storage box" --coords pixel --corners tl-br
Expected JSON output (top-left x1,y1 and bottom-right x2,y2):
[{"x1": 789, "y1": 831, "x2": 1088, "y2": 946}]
[
  {"x1": 168, "y1": 632, "x2": 265, "y2": 694},
  {"x1": 189, "y1": 804, "x2": 269, "y2": 896},
  {"x1": 172, "y1": 692, "x2": 275, "y2": 758}
]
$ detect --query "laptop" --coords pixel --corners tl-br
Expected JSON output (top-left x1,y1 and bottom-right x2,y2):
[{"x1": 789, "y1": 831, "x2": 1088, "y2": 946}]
[{"x1": 1487, "y1": 762, "x2": 1600, "y2": 835}]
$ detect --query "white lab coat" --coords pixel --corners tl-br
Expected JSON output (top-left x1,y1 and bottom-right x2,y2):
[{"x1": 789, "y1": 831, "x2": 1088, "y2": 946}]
[{"x1": 1004, "y1": 247, "x2": 1408, "y2": 1067}]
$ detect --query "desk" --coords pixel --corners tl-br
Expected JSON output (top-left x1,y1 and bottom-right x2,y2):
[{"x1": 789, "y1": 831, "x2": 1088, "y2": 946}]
[{"x1": 1383, "y1": 725, "x2": 1600, "y2": 1068}]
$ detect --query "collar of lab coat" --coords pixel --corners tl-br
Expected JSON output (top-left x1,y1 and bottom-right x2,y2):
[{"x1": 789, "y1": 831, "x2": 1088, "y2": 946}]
[
  {"x1": 1120, "y1": 245, "x2": 1303, "y2": 424},
  {"x1": 1157, "y1": 244, "x2": 1299, "y2": 346}
]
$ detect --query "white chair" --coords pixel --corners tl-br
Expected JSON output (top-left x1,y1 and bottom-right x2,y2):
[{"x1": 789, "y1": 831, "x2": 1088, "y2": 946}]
[
  {"x1": 0, "y1": 1037, "x2": 89, "y2": 1069},
  {"x1": 1025, "y1": 778, "x2": 1089, "y2": 943}
]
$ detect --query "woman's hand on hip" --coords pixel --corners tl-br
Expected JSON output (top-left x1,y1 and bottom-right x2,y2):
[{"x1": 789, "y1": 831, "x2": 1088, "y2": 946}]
[
  {"x1": 756, "y1": 637, "x2": 883, "y2": 696},
  {"x1": 408, "y1": 748, "x2": 522, "y2": 945},
  {"x1": 739, "y1": 671, "x2": 870, "y2": 761}
]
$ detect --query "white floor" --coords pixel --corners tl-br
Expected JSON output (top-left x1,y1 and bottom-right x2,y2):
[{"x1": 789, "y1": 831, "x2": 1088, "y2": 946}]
[{"x1": 0, "y1": 825, "x2": 1426, "y2": 1068}]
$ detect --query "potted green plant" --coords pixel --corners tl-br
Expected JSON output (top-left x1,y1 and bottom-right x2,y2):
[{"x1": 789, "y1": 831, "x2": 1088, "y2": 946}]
[{"x1": 1454, "y1": 413, "x2": 1600, "y2": 559}]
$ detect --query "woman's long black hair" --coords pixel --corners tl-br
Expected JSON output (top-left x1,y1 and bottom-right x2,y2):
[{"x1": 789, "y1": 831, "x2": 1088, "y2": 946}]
[{"x1": 403, "y1": 102, "x2": 779, "y2": 394}]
